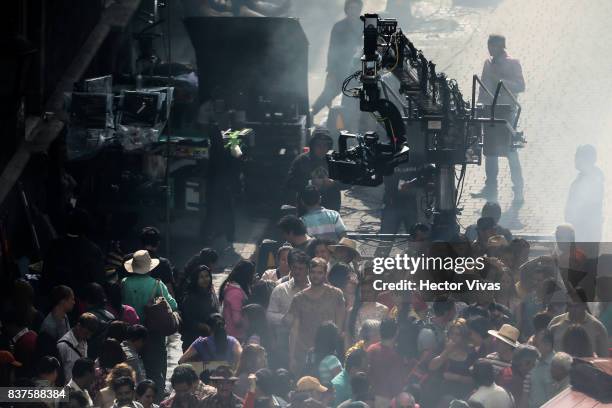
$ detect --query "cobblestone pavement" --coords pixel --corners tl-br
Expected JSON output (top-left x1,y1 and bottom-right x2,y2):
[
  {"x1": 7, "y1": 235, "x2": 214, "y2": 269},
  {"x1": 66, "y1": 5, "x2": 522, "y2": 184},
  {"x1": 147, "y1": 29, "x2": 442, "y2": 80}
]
[{"x1": 311, "y1": 0, "x2": 612, "y2": 241}]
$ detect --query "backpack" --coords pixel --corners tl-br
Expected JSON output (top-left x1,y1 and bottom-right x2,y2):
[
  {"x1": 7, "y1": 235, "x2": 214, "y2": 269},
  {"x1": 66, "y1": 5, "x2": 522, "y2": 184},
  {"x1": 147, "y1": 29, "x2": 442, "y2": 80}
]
[{"x1": 144, "y1": 279, "x2": 180, "y2": 336}]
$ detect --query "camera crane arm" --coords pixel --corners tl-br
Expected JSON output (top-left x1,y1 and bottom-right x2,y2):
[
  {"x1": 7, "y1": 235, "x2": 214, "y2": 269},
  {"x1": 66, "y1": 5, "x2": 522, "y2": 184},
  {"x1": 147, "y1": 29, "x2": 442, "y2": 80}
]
[{"x1": 356, "y1": 14, "x2": 472, "y2": 149}]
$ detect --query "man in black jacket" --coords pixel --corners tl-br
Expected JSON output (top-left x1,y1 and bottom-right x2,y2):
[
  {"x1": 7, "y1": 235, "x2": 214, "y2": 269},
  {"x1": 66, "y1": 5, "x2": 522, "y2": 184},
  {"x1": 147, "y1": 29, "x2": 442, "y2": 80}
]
[{"x1": 286, "y1": 128, "x2": 341, "y2": 211}]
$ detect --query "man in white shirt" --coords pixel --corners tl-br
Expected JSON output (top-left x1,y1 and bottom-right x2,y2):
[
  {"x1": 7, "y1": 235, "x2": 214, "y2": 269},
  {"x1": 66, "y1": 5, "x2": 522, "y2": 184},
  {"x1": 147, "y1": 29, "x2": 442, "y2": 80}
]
[
  {"x1": 65, "y1": 358, "x2": 96, "y2": 406},
  {"x1": 266, "y1": 249, "x2": 310, "y2": 368},
  {"x1": 469, "y1": 361, "x2": 514, "y2": 408},
  {"x1": 267, "y1": 250, "x2": 311, "y2": 326},
  {"x1": 57, "y1": 312, "x2": 98, "y2": 381}
]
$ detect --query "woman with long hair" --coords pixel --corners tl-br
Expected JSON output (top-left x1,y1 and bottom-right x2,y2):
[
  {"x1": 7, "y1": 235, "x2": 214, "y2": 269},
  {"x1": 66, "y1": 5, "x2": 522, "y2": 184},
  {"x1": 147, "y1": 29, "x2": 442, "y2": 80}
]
[
  {"x1": 178, "y1": 313, "x2": 243, "y2": 372},
  {"x1": 219, "y1": 260, "x2": 256, "y2": 340},
  {"x1": 181, "y1": 248, "x2": 219, "y2": 294},
  {"x1": 234, "y1": 344, "x2": 268, "y2": 397},
  {"x1": 428, "y1": 318, "x2": 477, "y2": 400},
  {"x1": 304, "y1": 321, "x2": 344, "y2": 385},
  {"x1": 179, "y1": 265, "x2": 220, "y2": 351}
]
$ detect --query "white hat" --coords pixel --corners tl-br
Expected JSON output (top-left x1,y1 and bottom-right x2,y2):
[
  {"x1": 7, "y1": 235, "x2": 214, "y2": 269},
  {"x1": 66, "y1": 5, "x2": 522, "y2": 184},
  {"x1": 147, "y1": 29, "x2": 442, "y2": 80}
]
[{"x1": 124, "y1": 250, "x2": 160, "y2": 275}]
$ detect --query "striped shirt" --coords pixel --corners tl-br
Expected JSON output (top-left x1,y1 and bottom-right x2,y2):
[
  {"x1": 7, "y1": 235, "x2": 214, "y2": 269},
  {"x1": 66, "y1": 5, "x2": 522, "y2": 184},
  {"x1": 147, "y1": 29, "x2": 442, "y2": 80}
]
[{"x1": 301, "y1": 207, "x2": 346, "y2": 243}]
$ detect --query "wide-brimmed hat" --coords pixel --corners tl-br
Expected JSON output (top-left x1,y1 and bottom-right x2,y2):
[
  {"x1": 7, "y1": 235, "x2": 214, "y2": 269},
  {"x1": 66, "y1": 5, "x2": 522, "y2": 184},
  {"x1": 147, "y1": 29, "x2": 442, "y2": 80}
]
[
  {"x1": 488, "y1": 324, "x2": 520, "y2": 348},
  {"x1": 328, "y1": 238, "x2": 360, "y2": 260},
  {"x1": 0, "y1": 350, "x2": 22, "y2": 367},
  {"x1": 209, "y1": 366, "x2": 238, "y2": 381},
  {"x1": 296, "y1": 376, "x2": 328, "y2": 393},
  {"x1": 124, "y1": 250, "x2": 160, "y2": 275}
]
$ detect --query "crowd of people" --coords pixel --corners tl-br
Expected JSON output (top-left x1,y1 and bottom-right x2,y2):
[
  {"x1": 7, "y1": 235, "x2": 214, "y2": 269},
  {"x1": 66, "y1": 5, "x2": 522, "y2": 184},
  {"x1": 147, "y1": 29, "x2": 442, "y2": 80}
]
[{"x1": 1, "y1": 184, "x2": 611, "y2": 408}]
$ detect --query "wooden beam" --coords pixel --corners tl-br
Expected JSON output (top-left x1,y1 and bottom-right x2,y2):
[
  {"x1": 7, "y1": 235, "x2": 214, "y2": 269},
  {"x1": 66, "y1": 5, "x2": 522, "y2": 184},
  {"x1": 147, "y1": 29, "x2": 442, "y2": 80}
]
[{"x1": 0, "y1": 0, "x2": 141, "y2": 205}]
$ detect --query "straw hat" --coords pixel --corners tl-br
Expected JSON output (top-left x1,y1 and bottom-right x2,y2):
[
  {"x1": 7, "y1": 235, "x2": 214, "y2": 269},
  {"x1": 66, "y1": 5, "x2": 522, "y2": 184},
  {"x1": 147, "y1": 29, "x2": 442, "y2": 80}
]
[
  {"x1": 124, "y1": 250, "x2": 160, "y2": 275},
  {"x1": 488, "y1": 324, "x2": 520, "y2": 348},
  {"x1": 328, "y1": 238, "x2": 360, "y2": 260}
]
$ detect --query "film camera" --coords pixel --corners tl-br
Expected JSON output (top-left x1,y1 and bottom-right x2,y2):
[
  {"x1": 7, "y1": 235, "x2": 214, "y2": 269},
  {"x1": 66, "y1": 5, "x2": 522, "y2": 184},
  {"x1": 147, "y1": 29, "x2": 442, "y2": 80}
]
[{"x1": 327, "y1": 130, "x2": 409, "y2": 186}]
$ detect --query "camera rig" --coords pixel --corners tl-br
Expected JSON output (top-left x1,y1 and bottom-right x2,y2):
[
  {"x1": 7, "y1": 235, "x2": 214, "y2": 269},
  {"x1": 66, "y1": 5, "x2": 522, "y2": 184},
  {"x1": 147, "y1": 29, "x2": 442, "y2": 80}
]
[{"x1": 326, "y1": 13, "x2": 525, "y2": 239}]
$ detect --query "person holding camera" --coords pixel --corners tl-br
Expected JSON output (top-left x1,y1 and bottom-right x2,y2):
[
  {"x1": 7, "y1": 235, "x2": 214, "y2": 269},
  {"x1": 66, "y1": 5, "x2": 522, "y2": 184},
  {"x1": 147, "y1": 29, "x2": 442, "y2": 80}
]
[{"x1": 286, "y1": 129, "x2": 342, "y2": 212}]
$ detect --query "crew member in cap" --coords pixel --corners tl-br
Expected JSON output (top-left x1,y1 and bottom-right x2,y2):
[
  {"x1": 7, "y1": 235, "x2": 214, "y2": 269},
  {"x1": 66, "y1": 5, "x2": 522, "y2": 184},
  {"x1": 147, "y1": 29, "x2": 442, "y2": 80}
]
[
  {"x1": 287, "y1": 128, "x2": 343, "y2": 212},
  {"x1": 479, "y1": 323, "x2": 520, "y2": 381},
  {"x1": 121, "y1": 249, "x2": 177, "y2": 399},
  {"x1": 296, "y1": 376, "x2": 329, "y2": 405},
  {"x1": 201, "y1": 366, "x2": 243, "y2": 408}
]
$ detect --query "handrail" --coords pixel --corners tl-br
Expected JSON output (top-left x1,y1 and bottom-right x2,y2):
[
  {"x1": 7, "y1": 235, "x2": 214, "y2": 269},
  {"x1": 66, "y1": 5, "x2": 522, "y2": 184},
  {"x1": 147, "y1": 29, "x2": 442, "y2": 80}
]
[
  {"x1": 490, "y1": 80, "x2": 522, "y2": 127},
  {"x1": 471, "y1": 75, "x2": 494, "y2": 119}
]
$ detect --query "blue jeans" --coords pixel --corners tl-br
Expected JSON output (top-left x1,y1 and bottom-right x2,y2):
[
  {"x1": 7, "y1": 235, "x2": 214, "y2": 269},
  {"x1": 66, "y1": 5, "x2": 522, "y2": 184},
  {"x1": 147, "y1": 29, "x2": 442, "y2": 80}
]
[{"x1": 485, "y1": 149, "x2": 524, "y2": 194}]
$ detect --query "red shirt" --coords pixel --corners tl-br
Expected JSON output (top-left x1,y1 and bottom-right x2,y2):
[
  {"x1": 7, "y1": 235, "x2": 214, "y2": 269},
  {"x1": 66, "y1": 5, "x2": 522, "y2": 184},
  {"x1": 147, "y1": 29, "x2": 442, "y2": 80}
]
[{"x1": 367, "y1": 342, "x2": 405, "y2": 399}]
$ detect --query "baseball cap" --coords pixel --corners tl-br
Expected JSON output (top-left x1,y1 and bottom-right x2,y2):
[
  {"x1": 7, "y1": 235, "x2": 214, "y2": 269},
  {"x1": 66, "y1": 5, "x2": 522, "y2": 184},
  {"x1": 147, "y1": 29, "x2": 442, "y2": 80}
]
[
  {"x1": 0, "y1": 351, "x2": 22, "y2": 367},
  {"x1": 296, "y1": 376, "x2": 328, "y2": 393}
]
